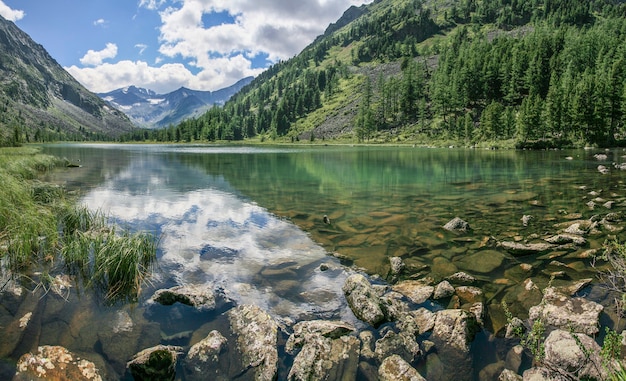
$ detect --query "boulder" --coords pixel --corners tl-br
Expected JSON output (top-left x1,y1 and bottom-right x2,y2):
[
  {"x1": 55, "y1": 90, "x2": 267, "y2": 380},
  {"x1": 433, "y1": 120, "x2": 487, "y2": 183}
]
[
  {"x1": 392, "y1": 280, "x2": 434, "y2": 305},
  {"x1": 378, "y1": 354, "x2": 426, "y2": 381},
  {"x1": 455, "y1": 286, "x2": 484, "y2": 305},
  {"x1": 151, "y1": 284, "x2": 216, "y2": 310},
  {"x1": 498, "y1": 242, "x2": 554, "y2": 256},
  {"x1": 431, "y1": 309, "x2": 479, "y2": 353},
  {"x1": 342, "y1": 274, "x2": 386, "y2": 326},
  {"x1": 286, "y1": 321, "x2": 360, "y2": 381},
  {"x1": 374, "y1": 329, "x2": 421, "y2": 364},
  {"x1": 126, "y1": 345, "x2": 182, "y2": 381},
  {"x1": 227, "y1": 305, "x2": 278, "y2": 381},
  {"x1": 544, "y1": 234, "x2": 586, "y2": 246},
  {"x1": 443, "y1": 217, "x2": 470, "y2": 233},
  {"x1": 285, "y1": 320, "x2": 355, "y2": 354},
  {"x1": 433, "y1": 281, "x2": 455, "y2": 300},
  {"x1": 184, "y1": 330, "x2": 229, "y2": 381},
  {"x1": 528, "y1": 287, "x2": 603, "y2": 335},
  {"x1": 499, "y1": 368, "x2": 522, "y2": 381},
  {"x1": 505, "y1": 345, "x2": 525, "y2": 374},
  {"x1": 389, "y1": 257, "x2": 405, "y2": 276},
  {"x1": 543, "y1": 329, "x2": 607, "y2": 380},
  {"x1": 14, "y1": 346, "x2": 103, "y2": 381},
  {"x1": 447, "y1": 272, "x2": 477, "y2": 285}
]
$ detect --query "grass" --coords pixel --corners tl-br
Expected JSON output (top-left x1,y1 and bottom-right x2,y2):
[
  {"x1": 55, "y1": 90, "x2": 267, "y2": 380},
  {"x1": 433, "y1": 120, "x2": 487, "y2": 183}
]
[{"x1": 0, "y1": 146, "x2": 158, "y2": 302}]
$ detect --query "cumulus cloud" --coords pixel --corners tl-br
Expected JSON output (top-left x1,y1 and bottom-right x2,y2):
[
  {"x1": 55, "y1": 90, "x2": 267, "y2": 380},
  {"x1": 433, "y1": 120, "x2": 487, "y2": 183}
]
[
  {"x1": 66, "y1": 58, "x2": 263, "y2": 94},
  {"x1": 79, "y1": 42, "x2": 118, "y2": 66},
  {"x1": 70, "y1": 0, "x2": 372, "y2": 93},
  {"x1": 0, "y1": 0, "x2": 25, "y2": 21}
]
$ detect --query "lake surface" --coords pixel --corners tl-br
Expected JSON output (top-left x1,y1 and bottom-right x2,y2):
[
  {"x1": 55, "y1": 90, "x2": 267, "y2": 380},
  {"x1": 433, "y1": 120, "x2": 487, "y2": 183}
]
[{"x1": 4, "y1": 143, "x2": 626, "y2": 380}]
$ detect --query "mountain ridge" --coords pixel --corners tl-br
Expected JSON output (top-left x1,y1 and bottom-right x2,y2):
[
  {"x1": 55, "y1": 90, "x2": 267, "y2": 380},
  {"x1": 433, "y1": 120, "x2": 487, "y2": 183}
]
[
  {"x1": 0, "y1": 15, "x2": 136, "y2": 144},
  {"x1": 98, "y1": 77, "x2": 253, "y2": 129}
]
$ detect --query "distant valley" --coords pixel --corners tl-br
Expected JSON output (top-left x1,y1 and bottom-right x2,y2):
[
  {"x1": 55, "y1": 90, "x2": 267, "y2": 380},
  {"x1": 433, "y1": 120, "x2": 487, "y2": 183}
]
[{"x1": 98, "y1": 77, "x2": 253, "y2": 129}]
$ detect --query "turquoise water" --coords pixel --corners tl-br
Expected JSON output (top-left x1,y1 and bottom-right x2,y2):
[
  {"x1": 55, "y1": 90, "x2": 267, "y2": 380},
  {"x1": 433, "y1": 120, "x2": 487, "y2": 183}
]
[{"x1": 2, "y1": 143, "x2": 624, "y2": 380}]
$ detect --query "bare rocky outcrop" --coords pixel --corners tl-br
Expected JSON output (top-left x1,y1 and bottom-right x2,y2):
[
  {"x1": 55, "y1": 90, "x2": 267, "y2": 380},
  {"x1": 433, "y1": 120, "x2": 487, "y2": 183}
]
[
  {"x1": 342, "y1": 274, "x2": 387, "y2": 326},
  {"x1": 227, "y1": 305, "x2": 278, "y2": 381},
  {"x1": 14, "y1": 345, "x2": 103, "y2": 381}
]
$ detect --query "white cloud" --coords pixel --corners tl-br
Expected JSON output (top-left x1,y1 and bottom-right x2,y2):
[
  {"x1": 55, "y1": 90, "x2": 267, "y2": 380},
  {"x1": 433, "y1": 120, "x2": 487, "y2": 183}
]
[
  {"x1": 71, "y1": 0, "x2": 372, "y2": 93},
  {"x1": 0, "y1": 0, "x2": 25, "y2": 21},
  {"x1": 79, "y1": 43, "x2": 118, "y2": 66},
  {"x1": 93, "y1": 18, "x2": 107, "y2": 27},
  {"x1": 135, "y1": 43, "x2": 148, "y2": 55},
  {"x1": 66, "y1": 58, "x2": 263, "y2": 94}
]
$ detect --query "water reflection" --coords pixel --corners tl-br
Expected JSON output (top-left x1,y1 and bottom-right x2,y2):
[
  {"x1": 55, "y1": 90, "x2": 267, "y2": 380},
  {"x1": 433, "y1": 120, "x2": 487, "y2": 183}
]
[{"x1": 74, "y1": 152, "x2": 353, "y2": 324}]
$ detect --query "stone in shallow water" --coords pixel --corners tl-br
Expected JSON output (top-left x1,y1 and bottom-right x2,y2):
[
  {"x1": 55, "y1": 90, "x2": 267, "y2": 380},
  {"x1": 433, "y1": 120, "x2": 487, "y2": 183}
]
[
  {"x1": 14, "y1": 345, "x2": 103, "y2": 381},
  {"x1": 127, "y1": 345, "x2": 182, "y2": 381},
  {"x1": 184, "y1": 330, "x2": 229, "y2": 381},
  {"x1": 227, "y1": 305, "x2": 278, "y2": 381},
  {"x1": 443, "y1": 217, "x2": 470, "y2": 232},
  {"x1": 456, "y1": 250, "x2": 505, "y2": 274},
  {"x1": 151, "y1": 284, "x2": 216, "y2": 311},
  {"x1": 378, "y1": 354, "x2": 426, "y2": 381},
  {"x1": 433, "y1": 280, "x2": 455, "y2": 300},
  {"x1": 528, "y1": 287, "x2": 603, "y2": 335},
  {"x1": 498, "y1": 241, "x2": 554, "y2": 256},
  {"x1": 392, "y1": 280, "x2": 434, "y2": 305},
  {"x1": 342, "y1": 274, "x2": 386, "y2": 326}
]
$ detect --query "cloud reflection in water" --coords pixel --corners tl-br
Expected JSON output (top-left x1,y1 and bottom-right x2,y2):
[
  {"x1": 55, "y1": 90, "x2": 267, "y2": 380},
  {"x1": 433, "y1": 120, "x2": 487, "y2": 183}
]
[{"x1": 81, "y1": 176, "x2": 353, "y2": 323}]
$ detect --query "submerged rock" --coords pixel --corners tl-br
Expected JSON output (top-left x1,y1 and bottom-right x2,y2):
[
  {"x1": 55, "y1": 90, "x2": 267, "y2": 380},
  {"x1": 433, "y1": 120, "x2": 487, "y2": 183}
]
[
  {"x1": 14, "y1": 345, "x2": 103, "y2": 381},
  {"x1": 443, "y1": 217, "x2": 470, "y2": 233},
  {"x1": 378, "y1": 354, "x2": 425, "y2": 381},
  {"x1": 227, "y1": 305, "x2": 278, "y2": 381},
  {"x1": 392, "y1": 280, "x2": 434, "y2": 305},
  {"x1": 528, "y1": 287, "x2": 603, "y2": 335},
  {"x1": 151, "y1": 284, "x2": 216, "y2": 310},
  {"x1": 342, "y1": 274, "x2": 386, "y2": 326},
  {"x1": 286, "y1": 321, "x2": 360, "y2": 381},
  {"x1": 127, "y1": 345, "x2": 182, "y2": 381},
  {"x1": 498, "y1": 241, "x2": 554, "y2": 256},
  {"x1": 389, "y1": 256, "x2": 405, "y2": 276}
]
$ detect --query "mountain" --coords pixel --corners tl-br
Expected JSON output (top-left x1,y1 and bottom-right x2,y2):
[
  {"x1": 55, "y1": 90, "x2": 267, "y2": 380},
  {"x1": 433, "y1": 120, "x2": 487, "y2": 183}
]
[
  {"x1": 0, "y1": 15, "x2": 135, "y2": 145},
  {"x1": 98, "y1": 77, "x2": 253, "y2": 129},
  {"x1": 126, "y1": 0, "x2": 626, "y2": 148}
]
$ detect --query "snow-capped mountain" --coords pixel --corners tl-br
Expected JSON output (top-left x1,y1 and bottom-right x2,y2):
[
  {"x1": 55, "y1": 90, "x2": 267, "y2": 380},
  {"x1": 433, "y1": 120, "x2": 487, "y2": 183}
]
[{"x1": 98, "y1": 76, "x2": 253, "y2": 129}]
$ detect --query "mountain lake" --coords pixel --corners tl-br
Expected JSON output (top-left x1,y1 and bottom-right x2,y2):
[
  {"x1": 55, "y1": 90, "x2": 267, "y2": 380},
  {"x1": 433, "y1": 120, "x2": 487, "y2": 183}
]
[{"x1": 2, "y1": 143, "x2": 626, "y2": 380}]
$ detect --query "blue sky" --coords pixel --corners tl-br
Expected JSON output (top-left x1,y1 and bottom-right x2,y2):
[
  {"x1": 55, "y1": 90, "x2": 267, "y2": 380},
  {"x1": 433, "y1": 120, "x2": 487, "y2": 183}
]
[{"x1": 0, "y1": 0, "x2": 372, "y2": 94}]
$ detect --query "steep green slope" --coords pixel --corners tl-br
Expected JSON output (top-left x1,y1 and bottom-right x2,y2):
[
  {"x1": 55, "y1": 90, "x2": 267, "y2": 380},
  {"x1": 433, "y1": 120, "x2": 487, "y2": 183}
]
[
  {"x1": 0, "y1": 15, "x2": 136, "y2": 146},
  {"x1": 125, "y1": 0, "x2": 626, "y2": 148}
]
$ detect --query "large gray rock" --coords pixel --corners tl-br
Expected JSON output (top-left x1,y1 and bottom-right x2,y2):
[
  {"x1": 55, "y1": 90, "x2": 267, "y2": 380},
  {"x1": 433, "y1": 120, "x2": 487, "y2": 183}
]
[
  {"x1": 227, "y1": 305, "x2": 278, "y2": 381},
  {"x1": 543, "y1": 329, "x2": 607, "y2": 380},
  {"x1": 378, "y1": 354, "x2": 426, "y2": 381},
  {"x1": 374, "y1": 329, "x2": 421, "y2": 364},
  {"x1": 285, "y1": 320, "x2": 355, "y2": 354},
  {"x1": 431, "y1": 309, "x2": 479, "y2": 353},
  {"x1": 152, "y1": 284, "x2": 216, "y2": 310},
  {"x1": 499, "y1": 368, "x2": 522, "y2": 381},
  {"x1": 14, "y1": 345, "x2": 103, "y2": 381},
  {"x1": 342, "y1": 274, "x2": 386, "y2": 326},
  {"x1": 433, "y1": 281, "x2": 455, "y2": 300},
  {"x1": 528, "y1": 287, "x2": 603, "y2": 335},
  {"x1": 184, "y1": 330, "x2": 229, "y2": 381},
  {"x1": 127, "y1": 345, "x2": 183, "y2": 381}
]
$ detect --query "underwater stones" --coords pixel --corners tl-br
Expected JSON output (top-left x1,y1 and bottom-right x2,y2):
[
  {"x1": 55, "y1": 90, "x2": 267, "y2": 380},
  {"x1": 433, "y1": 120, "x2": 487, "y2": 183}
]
[
  {"x1": 127, "y1": 345, "x2": 182, "y2": 381},
  {"x1": 184, "y1": 330, "x2": 228, "y2": 381},
  {"x1": 152, "y1": 284, "x2": 216, "y2": 311},
  {"x1": 455, "y1": 286, "x2": 483, "y2": 305},
  {"x1": 544, "y1": 234, "x2": 587, "y2": 245},
  {"x1": 227, "y1": 305, "x2": 278, "y2": 381},
  {"x1": 498, "y1": 241, "x2": 554, "y2": 256},
  {"x1": 14, "y1": 345, "x2": 103, "y2": 381},
  {"x1": 456, "y1": 250, "x2": 505, "y2": 274},
  {"x1": 499, "y1": 368, "x2": 522, "y2": 381},
  {"x1": 446, "y1": 272, "x2": 477, "y2": 285},
  {"x1": 392, "y1": 280, "x2": 434, "y2": 305},
  {"x1": 431, "y1": 309, "x2": 479, "y2": 353},
  {"x1": 389, "y1": 256, "x2": 405, "y2": 276},
  {"x1": 528, "y1": 287, "x2": 603, "y2": 335},
  {"x1": 443, "y1": 217, "x2": 470, "y2": 233},
  {"x1": 378, "y1": 354, "x2": 426, "y2": 381},
  {"x1": 521, "y1": 215, "x2": 533, "y2": 227},
  {"x1": 556, "y1": 278, "x2": 593, "y2": 296},
  {"x1": 342, "y1": 274, "x2": 386, "y2": 327}
]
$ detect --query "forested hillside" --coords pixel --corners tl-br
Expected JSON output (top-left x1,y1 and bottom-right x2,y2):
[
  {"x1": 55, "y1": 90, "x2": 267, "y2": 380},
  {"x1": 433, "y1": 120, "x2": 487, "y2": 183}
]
[{"x1": 123, "y1": 0, "x2": 626, "y2": 148}]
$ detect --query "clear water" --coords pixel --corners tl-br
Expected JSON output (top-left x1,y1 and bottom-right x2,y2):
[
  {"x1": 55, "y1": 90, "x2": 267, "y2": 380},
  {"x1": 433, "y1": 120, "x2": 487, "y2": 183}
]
[{"x1": 2, "y1": 143, "x2": 625, "y2": 380}]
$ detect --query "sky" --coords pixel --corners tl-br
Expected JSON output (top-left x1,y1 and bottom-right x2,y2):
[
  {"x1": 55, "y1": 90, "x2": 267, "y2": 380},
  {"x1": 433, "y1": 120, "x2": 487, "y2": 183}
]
[{"x1": 0, "y1": 0, "x2": 372, "y2": 94}]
